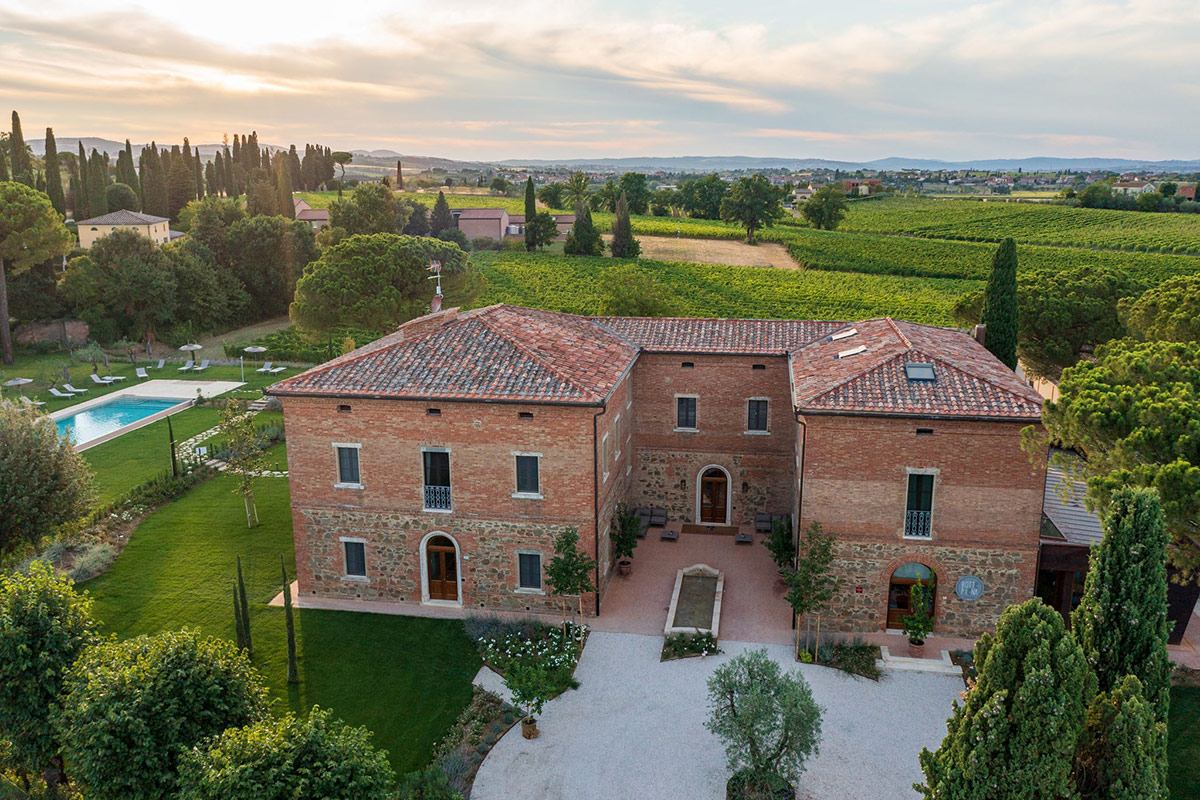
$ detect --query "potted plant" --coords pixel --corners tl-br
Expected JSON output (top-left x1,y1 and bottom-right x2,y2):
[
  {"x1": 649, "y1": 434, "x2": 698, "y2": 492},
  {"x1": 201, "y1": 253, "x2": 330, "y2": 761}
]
[
  {"x1": 504, "y1": 661, "x2": 554, "y2": 739},
  {"x1": 901, "y1": 576, "x2": 935, "y2": 658},
  {"x1": 612, "y1": 503, "x2": 640, "y2": 577}
]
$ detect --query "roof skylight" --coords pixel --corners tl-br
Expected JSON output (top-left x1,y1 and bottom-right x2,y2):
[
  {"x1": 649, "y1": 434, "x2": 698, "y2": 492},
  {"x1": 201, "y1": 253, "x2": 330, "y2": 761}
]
[
  {"x1": 830, "y1": 327, "x2": 858, "y2": 342},
  {"x1": 836, "y1": 345, "x2": 867, "y2": 359},
  {"x1": 905, "y1": 362, "x2": 936, "y2": 381}
]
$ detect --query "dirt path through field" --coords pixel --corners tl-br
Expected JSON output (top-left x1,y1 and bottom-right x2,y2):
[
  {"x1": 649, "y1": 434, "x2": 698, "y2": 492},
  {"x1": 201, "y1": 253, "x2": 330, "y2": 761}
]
[{"x1": 604, "y1": 234, "x2": 801, "y2": 269}]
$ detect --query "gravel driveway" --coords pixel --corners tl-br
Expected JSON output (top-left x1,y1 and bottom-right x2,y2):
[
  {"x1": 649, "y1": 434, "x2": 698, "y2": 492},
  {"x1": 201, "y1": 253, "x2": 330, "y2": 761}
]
[{"x1": 471, "y1": 632, "x2": 961, "y2": 800}]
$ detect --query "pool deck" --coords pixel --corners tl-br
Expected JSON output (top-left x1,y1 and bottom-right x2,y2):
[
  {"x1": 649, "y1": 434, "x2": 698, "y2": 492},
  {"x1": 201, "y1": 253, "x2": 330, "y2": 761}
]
[{"x1": 52, "y1": 379, "x2": 243, "y2": 450}]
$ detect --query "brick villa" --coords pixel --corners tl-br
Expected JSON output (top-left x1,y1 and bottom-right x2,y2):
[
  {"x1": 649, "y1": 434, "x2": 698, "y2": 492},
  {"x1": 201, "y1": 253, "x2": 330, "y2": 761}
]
[{"x1": 269, "y1": 304, "x2": 1050, "y2": 638}]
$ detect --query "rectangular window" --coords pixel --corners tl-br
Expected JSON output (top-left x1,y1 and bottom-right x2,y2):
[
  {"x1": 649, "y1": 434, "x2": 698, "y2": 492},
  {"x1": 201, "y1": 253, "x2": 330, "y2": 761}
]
[
  {"x1": 747, "y1": 399, "x2": 769, "y2": 432},
  {"x1": 343, "y1": 541, "x2": 366, "y2": 577},
  {"x1": 601, "y1": 435, "x2": 610, "y2": 479},
  {"x1": 905, "y1": 473, "x2": 935, "y2": 538},
  {"x1": 336, "y1": 446, "x2": 360, "y2": 485},
  {"x1": 676, "y1": 396, "x2": 697, "y2": 430},
  {"x1": 515, "y1": 455, "x2": 540, "y2": 494},
  {"x1": 423, "y1": 450, "x2": 451, "y2": 510},
  {"x1": 517, "y1": 552, "x2": 542, "y2": 590},
  {"x1": 613, "y1": 415, "x2": 622, "y2": 458}
]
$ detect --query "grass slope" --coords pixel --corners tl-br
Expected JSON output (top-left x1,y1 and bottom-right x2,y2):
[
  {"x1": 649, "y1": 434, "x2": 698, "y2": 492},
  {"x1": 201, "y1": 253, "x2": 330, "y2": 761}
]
[
  {"x1": 84, "y1": 476, "x2": 480, "y2": 773},
  {"x1": 1170, "y1": 686, "x2": 1200, "y2": 798}
]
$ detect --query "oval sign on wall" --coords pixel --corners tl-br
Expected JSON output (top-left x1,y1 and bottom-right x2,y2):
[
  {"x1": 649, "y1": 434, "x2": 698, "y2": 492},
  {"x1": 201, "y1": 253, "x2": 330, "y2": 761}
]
[{"x1": 955, "y1": 575, "x2": 985, "y2": 601}]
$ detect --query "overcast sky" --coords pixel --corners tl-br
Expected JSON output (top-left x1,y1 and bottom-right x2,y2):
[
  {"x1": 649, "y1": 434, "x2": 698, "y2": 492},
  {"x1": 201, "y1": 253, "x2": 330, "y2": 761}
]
[{"x1": 0, "y1": 0, "x2": 1195, "y2": 161}]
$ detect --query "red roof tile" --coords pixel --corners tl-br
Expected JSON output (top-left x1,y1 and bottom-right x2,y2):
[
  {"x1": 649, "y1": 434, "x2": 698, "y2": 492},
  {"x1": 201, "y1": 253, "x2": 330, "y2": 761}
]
[{"x1": 595, "y1": 317, "x2": 843, "y2": 354}]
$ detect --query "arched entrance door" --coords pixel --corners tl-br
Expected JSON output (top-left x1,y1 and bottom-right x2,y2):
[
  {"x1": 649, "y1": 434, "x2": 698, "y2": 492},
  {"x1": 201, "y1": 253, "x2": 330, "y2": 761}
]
[
  {"x1": 426, "y1": 535, "x2": 459, "y2": 601},
  {"x1": 699, "y1": 467, "x2": 729, "y2": 524},
  {"x1": 887, "y1": 562, "x2": 934, "y2": 629}
]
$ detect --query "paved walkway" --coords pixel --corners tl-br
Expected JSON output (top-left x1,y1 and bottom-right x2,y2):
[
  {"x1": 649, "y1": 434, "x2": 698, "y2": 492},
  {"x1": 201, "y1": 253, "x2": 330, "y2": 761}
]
[
  {"x1": 471, "y1": 631, "x2": 961, "y2": 800},
  {"x1": 177, "y1": 409, "x2": 288, "y2": 477}
]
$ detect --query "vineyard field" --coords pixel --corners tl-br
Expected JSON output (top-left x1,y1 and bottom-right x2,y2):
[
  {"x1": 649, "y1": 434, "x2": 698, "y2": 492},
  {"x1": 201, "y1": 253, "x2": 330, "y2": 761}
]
[
  {"x1": 840, "y1": 197, "x2": 1200, "y2": 254},
  {"x1": 472, "y1": 252, "x2": 977, "y2": 325}
]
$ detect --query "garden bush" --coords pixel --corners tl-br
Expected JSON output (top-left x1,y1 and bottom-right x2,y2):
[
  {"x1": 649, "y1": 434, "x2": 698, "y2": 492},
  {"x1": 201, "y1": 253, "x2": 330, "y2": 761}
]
[{"x1": 662, "y1": 631, "x2": 722, "y2": 661}]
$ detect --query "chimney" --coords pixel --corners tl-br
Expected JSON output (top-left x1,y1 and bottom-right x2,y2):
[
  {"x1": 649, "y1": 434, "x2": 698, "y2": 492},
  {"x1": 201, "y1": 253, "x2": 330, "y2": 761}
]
[
  {"x1": 398, "y1": 308, "x2": 458, "y2": 340},
  {"x1": 972, "y1": 323, "x2": 987, "y2": 346}
]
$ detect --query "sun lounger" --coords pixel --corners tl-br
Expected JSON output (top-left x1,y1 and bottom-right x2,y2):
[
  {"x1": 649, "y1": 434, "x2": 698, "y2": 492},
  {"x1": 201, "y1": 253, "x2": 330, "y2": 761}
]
[
  {"x1": 20, "y1": 396, "x2": 45, "y2": 407},
  {"x1": 268, "y1": 365, "x2": 287, "y2": 373},
  {"x1": 62, "y1": 384, "x2": 89, "y2": 394},
  {"x1": 89, "y1": 373, "x2": 115, "y2": 386},
  {"x1": 256, "y1": 362, "x2": 274, "y2": 373},
  {"x1": 136, "y1": 367, "x2": 150, "y2": 379},
  {"x1": 192, "y1": 359, "x2": 211, "y2": 372},
  {"x1": 102, "y1": 374, "x2": 127, "y2": 382},
  {"x1": 155, "y1": 359, "x2": 165, "y2": 369},
  {"x1": 49, "y1": 387, "x2": 77, "y2": 398},
  {"x1": 178, "y1": 360, "x2": 195, "y2": 371}
]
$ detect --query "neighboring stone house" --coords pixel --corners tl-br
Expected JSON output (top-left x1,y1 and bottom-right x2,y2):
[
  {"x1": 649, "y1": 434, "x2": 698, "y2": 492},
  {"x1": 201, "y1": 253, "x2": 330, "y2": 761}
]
[
  {"x1": 76, "y1": 209, "x2": 175, "y2": 248},
  {"x1": 270, "y1": 305, "x2": 1050, "y2": 639},
  {"x1": 1112, "y1": 180, "x2": 1156, "y2": 196},
  {"x1": 453, "y1": 208, "x2": 510, "y2": 242},
  {"x1": 293, "y1": 198, "x2": 329, "y2": 230}
]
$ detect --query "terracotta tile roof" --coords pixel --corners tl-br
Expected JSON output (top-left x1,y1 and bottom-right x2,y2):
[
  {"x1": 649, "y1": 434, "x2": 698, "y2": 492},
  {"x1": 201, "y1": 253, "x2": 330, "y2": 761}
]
[
  {"x1": 594, "y1": 317, "x2": 844, "y2": 354},
  {"x1": 269, "y1": 305, "x2": 637, "y2": 405},
  {"x1": 76, "y1": 209, "x2": 169, "y2": 226},
  {"x1": 790, "y1": 318, "x2": 1043, "y2": 420},
  {"x1": 296, "y1": 208, "x2": 329, "y2": 221}
]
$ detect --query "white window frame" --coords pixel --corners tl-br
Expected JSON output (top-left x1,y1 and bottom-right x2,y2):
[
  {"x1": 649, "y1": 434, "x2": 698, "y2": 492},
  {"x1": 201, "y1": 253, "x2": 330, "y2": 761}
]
[
  {"x1": 600, "y1": 434, "x2": 611, "y2": 483},
  {"x1": 902, "y1": 467, "x2": 939, "y2": 540},
  {"x1": 339, "y1": 536, "x2": 369, "y2": 582},
  {"x1": 420, "y1": 445, "x2": 453, "y2": 514},
  {"x1": 512, "y1": 451, "x2": 544, "y2": 499},
  {"x1": 744, "y1": 397, "x2": 771, "y2": 435},
  {"x1": 332, "y1": 442, "x2": 363, "y2": 489},
  {"x1": 515, "y1": 550, "x2": 545, "y2": 594},
  {"x1": 674, "y1": 393, "x2": 699, "y2": 433},
  {"x1": 613, "y1": 414, "x2": 622, "y2": 461}
]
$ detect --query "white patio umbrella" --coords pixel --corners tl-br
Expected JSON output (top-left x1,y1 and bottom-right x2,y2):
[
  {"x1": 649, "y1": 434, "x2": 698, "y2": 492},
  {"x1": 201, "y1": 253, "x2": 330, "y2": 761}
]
[
  {"x1": 3, "y1": 377, "x2": 33, "y2": 396},
  {"x1": 242, "y1": 346, "x2": 267, "y2": 381},
  {"x1": 179, "y1": 343, "x2": 203, "y2": 367}
]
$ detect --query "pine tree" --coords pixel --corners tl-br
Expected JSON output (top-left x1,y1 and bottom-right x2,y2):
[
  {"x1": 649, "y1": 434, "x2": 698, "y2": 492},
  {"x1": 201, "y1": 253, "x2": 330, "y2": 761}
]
[
  {"x1": 917, "y1": 600, "x2": 1093, "y2": 800},
  {"x1": 1071, "y1": 486, "x2": 1171, "y2": 721},
  {"x1": 1074, "y1": 675, "x2": 1168, "y2": 800},
  {"x1": 524, "y1": 176, "x2": 536, "y2": 251},
  {"x1": 981, "y1": 237, "x2": 1019, "y2": 369},
  {"x1": 236, "y1": 556, "x2": 251, "y2": 656},
  {"x1": 9, "y1": 111, "x2": 32, "y2": 186},
  {"x1": 76, "y1": 141, "x2": 89, "y2": 219},
  {"x1": 43, "y1": 128, "x2": 65, "y2": 217},
  {"x1": 274, "y1": 154, "x2": 294, "y2": 219},
  {"x1": 281, "y1": 555, "x2": 299, "y2": 684},
  {"x1": 610, "y1": 191, "x2": 641, "y2": 258},
  {"x1": 564, "y1": 204, "x2": 603, "y2": 256},
  {"x1": 86, "y1": 149, "x2": 108, "y2": 217},
  {"x1": 430, "y1": 191, "x2": 454, "y2": 235},
  {"x1": 233, "y1": 581, "x2": 247, "y2": 651}
]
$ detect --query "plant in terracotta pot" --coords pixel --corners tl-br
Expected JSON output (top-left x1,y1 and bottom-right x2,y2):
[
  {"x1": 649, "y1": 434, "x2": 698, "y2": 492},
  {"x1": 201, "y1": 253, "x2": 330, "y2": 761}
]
[
  {"x1": 612, "y1": 503, "x2": 640, "y2": 577},
  {"x1": 505, "y1": 660, "x2": 555, "y2": 739},
  {"x1": 901, "y1": 576, "x2": 936, "y2": 658}
]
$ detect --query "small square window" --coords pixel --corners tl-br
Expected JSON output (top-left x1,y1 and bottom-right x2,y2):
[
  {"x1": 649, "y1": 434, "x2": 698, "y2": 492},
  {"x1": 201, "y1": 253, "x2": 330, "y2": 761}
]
[
  {"x1": 518, "y1": 552, "x2": 542, "y2": 590},
  {"x1": 519, "y1": 411, "x2": 534, "y2": 420},
  {"x1": 677, "y1": 397, "x2": 697, "y2": 429},
  {"x1": 681, "y1": 361, "x2": 694, "y2": 369},
  {"x1": 752, "y1": 364, "x2": 766, "y2": 370},
  {"x1": 747, "y1": 399, "x2": 769, "y2": 432},
  {"x1": 916, "y1": 427, "x2": 934, "y2": 436},
  {"x1": 336, "y1": 446, "x2": 360, "y2": 485},
  {"x1": 515, "y1": 455, "x2": 540, "y2": 494},
  {"x1": 344, "y1": 541, "x2": 366, "y2": 577},
  {"x1": 337, "y1": 404, "x2": 352, "y2": 414},
  {"x1": 427, "y1": 408, "x2": 441, "y2": 416}
]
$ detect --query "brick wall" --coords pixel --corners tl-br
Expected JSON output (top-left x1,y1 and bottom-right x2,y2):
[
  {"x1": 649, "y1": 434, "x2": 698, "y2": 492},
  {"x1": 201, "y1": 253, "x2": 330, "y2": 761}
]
[
  {"x1": 629, "y1": 353, "x2": 796, "y2": 525},
  {"x1": 799, "y1": 413, "x2": 1046, "y2": 637}
]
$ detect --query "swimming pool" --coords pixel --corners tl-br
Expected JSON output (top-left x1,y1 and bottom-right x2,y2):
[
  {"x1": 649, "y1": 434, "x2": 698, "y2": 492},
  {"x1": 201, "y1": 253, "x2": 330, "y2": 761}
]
[{"x1": 56, "y1": 396, "x2": 186, "y2": 446}]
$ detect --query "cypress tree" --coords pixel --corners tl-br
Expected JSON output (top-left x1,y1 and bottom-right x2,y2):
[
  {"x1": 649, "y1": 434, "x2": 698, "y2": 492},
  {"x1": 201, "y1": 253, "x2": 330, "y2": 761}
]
[
  {"x1": 396, "y1": 159, "x2": 403, "y2": 190},
  {"x1": 122, "y1": 139, "x2": 138, "y2": 191},
  {"x1": 233, "y1": 581, "x2": 247, "y2": 651},
  {"x1": 524, "y1": 176, "x2": 536, "y2": 251},
  {"x1": 610, "y1": 191, "x2": 641, "y2": 258},
  {"x1": 43, "y1": 128, "x2": 66, "y2": 217},
  {"x1": 167, "y1": 145, "x2": 195, "y2": 221},
  {"x1": 0, "y1": 143, "x2": 8, "y2": 181},
  {"x1": 192, "y1": 149, "x2": 204, "y2": 199},
  {"x1": 9, "y1": 110, "x2": 32, "y2": 185},
  {"x1": 142, "y1": 144, "x2": 168, "y2": 218},
  {"x1": 236, "y1": 556, "x2": 252, "y2": 656},
  {"x1": 1071, "y1": 487, "x2": 1171, "y2": 721},
  {"x1": 76, "y1": 141, "x2": 89, "y2": 219},
  {"x1": 282, "y1": 555, "x2": 298, "y2": 684},
  {"x1": 223, "y1": 146, "x2": 236, "y2": 198},
  {"x1": 1074, "y1": 675, "x2": 1167, "y2": 800},
  {"x1": 274, "y1": 154, "x2": 294, "y2": 219},
  {"x1": 86, "y1": 149, "x2": 108, "y2": 217},
  {"x1": 430, "y1": 190, "x2": 454, "y2": 235},
  {"x1": 981, "y1": 237, "x2": 1018, "y2": 369},
  {"x1": 137, "y1": 145, "x2": 148, "y2": 208},
  {"x1": 564, "y1": 203, "x2": 603, "y2": 256},
  {"x1": 917, "y1": 600, "x2": 1093, "y2": 800},
  {"x1": 287, "y1": 144, "x2": 302, "y2": 191}
]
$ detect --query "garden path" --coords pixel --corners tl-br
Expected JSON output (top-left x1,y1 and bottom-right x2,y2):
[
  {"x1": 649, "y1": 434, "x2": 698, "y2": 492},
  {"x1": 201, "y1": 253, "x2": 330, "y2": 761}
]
[{"x1": 471, "y1": 631, "x2": 961, "y2": 800}]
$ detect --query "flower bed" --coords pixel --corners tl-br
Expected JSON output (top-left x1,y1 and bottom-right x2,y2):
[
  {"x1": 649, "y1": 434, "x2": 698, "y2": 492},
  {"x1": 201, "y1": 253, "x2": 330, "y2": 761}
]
[
  {"x1": 662, "y1": 631, "x2": 722, "y2": 662},
  {"x1": 796, "y1": 635, "x2": 882, "y2": 680},
  {"x1": 464, "y1": 615, "x2": 587, "y2": 698},
  {"x1": 420, "y1": 686, "x2": 517, "y2": 798}
]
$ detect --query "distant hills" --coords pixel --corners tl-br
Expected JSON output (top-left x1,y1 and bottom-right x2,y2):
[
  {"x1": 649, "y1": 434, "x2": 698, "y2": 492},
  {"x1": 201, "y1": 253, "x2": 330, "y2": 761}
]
[{"x1": 24, "y1": 138, "x2": 1200, "y2": 173}]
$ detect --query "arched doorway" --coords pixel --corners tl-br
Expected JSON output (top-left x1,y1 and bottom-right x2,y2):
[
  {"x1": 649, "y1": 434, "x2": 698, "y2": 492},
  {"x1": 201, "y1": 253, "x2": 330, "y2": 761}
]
[
  {"x1": 697, "y1": 466, "x2": 730, "y2": 525},
  {"x1": 886, "y1": 562, "x2": 934, "y2": 629},
  {"x1": 422, "y1": 533, "x2": 460, "y2": 603}
]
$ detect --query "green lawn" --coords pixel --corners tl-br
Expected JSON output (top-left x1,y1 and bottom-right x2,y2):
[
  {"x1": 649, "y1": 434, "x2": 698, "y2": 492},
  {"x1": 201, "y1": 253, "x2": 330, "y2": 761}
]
[
  {"x1": 1170, "y1": 686, "x2": 1200, "y2": 798},
  {"x1": 83, "y1": 476, "x2": 480, "y2": 773}
]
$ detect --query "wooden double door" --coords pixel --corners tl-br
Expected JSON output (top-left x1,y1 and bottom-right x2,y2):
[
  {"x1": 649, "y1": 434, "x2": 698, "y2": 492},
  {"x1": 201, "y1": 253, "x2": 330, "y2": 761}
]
[
  {"x1": 699, "y1": 468, "x2": 728, "y2": 524},
  {"x1": 426, "y1": 535, "x2": 459, "y2": 601}
]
